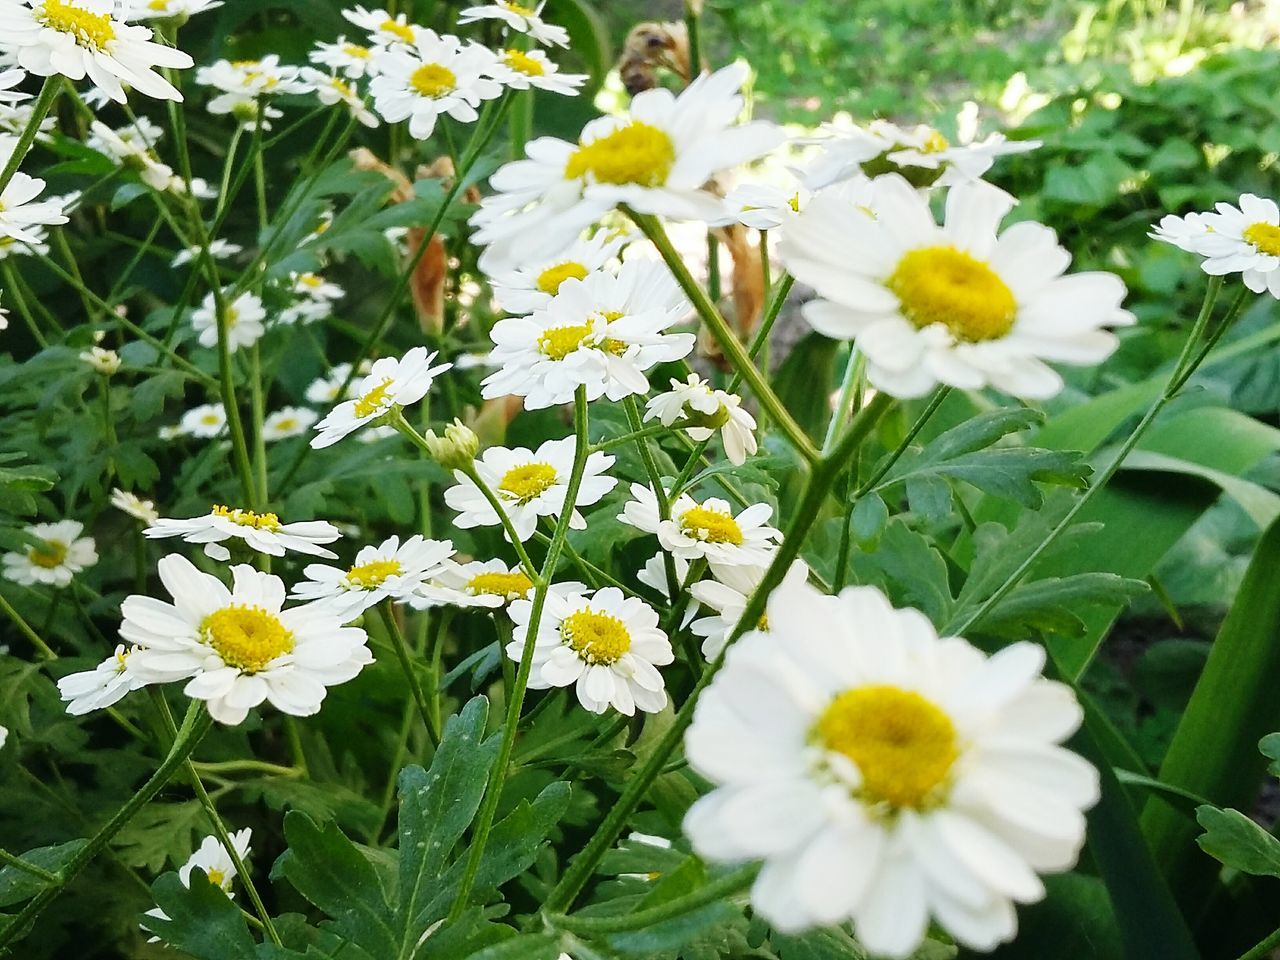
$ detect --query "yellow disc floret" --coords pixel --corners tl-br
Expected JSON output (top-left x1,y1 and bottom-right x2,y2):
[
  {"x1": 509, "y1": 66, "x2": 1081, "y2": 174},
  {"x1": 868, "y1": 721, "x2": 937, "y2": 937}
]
[
  {"x1": 816, "y1": 685, "x2": 959, "y2": 810},
  {"x1": 28, "y1": 540, "x2": 68, "y2": 569},
  {"x1": 212, "y1": 505, "x2": 281, "y2": 531},
  {"x1": 380, "y1": 18, "x2": 416, "y2": 43},
  {"x1": 504, "y1": 49, "x2": 545, "y2": 76},
  {"x1": 410, "y1": 63, "x2": 457, "y2": 98},
  {"x1": 202, "y1": 605, "x2": 295, "y2": 673},
  {"x1": 561, "y1": 609, "x2": 631, "y2": 664},
  {"x1": 502, "y1": 1, "x2": 536, "y2": 14},
  {"x1": 354, "y1": 378, "x2": 394, "y2": 418},
  {"x1": 205, "y1": 867, "x2": 227, "y2": 888},
  {"x1": 536, "y1": 261, "x2": 588, "y2": 295},
  {"x1": 921, "y1": 128, "x2": 950, "y2": 153},
  {"x1": 467, "y1": 570, "x2": 534, "y2": 598},
  {"x1": 1244, "y1": 222, "x2": 1280, "y2": 257},
  {"x1": 346, "y1": 558, "x2": 402, "y2": 588},
  {"x1": 887, "y1": 245, "x2": 1017, "y2": 342},
  {"x1": 538, "y1": 324, "x2": 592, "y2": 360},
  {"x1": 498, "y1": 462, "x2": 558, "y2": 503},
  {"x1": 678, "y1": 505, "x2": 744, "y2": 545},
  {"x1": 39, "y1": 0, "x2": 116, "y2": 48},
  {"x1": 564, "y1": 121, "x2": 676, "y2": 188}
]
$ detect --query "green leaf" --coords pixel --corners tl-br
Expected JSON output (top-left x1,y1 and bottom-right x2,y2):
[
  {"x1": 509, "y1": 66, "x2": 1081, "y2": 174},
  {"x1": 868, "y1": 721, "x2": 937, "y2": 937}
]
[
  {"x1": 970, "y1": 573, "x2": 1148, "y2": 640},
  {"x1": 1195, "y1": 806, "x2": 1280, "y2": 878},
  {"x1": 139, "y1": 870, "x2": 257, "y2": 960},
  {"x1": 465, "y1": 934, "x2": 564, "y2": 960},
  {"x1": 112, "y1": 800, "x2": 205, "y2": 872},
  {"x1": 987, "y1": 873, "x2": 1121, "y2": 960},
  {"x1": 0, "y1": 841, "x2": 82, "y2": 908},
  {"x1": 847, "y1": 519, "x2": 954, "y2": 626},
  {"x1": 1260, "y1": 732, "x2": 1280, "y2": 778}
]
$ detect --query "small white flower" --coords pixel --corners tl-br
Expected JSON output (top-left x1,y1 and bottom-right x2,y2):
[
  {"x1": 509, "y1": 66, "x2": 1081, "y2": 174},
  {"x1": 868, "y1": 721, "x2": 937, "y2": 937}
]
[
  {"x1": 0, "y1": 67, "x2": 29, "y2": 104},
  {"x1": 715, "y1": 181, "x2": 803, "y2": 231},
  {"x1": 368, "y1": 29, "x2": 502, "y2": 140},
  {"x1": 310, "y1": 36, "x2": 375, "y2": 79},
  {"x1": 644, "y1": 374, "x2": 758, "y2": 465},
  {"x1": 486, "y1": 229, "x2": 625, "y2": 315},
  {"x1": 190, "y1": 290, "x2": 265, "y2": 352},
  {"x1": 79, "y1": 344, "x2": 121, "y2": 374},
  {"x1": 289, "y1": 271, "x2": 344, "y2": 301},
  {"x1": 176, "y1": 402, "x2": 226, "y2": 438},
  {"x1": 0, "y1": 0, "x2": 194, "y2": 103},
  {"x1": 507, "y1": 586, "x2": 673, "y2": 715},
  {"x1": 110, "y1": 488, "x2": 159, "y2": 524},
  {"x1": 300, "y1": 66, "x2": 379, "y2": 127},
  {"x1": 279, "y1": 298, "x2": 332, "y2": 326},
  {"x1": 342, "y1": 5, "x2": 423, "y2": 49},
  {"x1": 57, "y1": 643, "x2": 146, "y2": 714},
  {"x1": 0, "y1": 136, "x2": 68, "y2": 244},
  {"x1": 491, "y1": 46, "x2": 584, "y2": 95},
  {"x1": 144, "y1": 505, "x2": 341, "y2": 562},
  {"x1": 444, "y1": 436, "x2": 616, "y2": 542},
  {"x1": 2, "y1": 520, "x2": 98, "y2": 588},
  {"x1": 127, "y1": 0, "x2": 223, "y2": 20},
  {"x1": 172, "y1": 238, "x2": 240, "y2": 267},
  {"x1": 196, "y1": 55, "x2": 307, "y2": 97},
  {"x1": 457, "y1": 1, "x2": 569, "y2": 48},
  {"x1": 87, "y1": 118, "x2": 178, "y2": 191},
  {"x1": 304, "y1": 362, "x2": 364, "y2": 404},
  {"x1": 125, "y1": 554, "x2": 373, "y2": 724},
  {"x1": 292, "y1": 534, "x2": 457, "y2": 619},
  {"x1": 689, "y1": 560, "x2": 807, "y2": 659},
  {"x1": 1152, "y1": 194, "x2": 1280, "y2": 297},
  {"x1": 415, "y1": 557, "x2": 536, "y2": 609},
  {"x1": 636, "y1": 550, "x2": 690, "y2": 602},
  {"x1": 311, "y1": 347, "x2": 452, "y2": 448},
  {"x1": 619, "y1": 482, "x2": 780, "y2": 568},
  {"x1": 261, "y1": 406, "x2": 318, "y2": 441},
  {"x1": 0, "y1": 223, "x2": 48, "y2": 259},
  {"x1": 143, "y1": 827, "x2": 252, "y2": 940}
]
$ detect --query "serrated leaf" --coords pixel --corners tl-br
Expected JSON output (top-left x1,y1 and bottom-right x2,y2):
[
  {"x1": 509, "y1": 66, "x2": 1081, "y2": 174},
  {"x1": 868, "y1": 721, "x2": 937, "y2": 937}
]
[
  {"x1": 1260, "y1": 732, "x2": 1280, "y2": 778},
  {"x1": 464, "y1": 933, "x2": 563, "y2": 960},
  {"x1": 139, "y1": 870, "x2": 257, "y2": 960},
  {"x1": 847, "y1": 520, "x2": 954, "y2": 625},
  {"x1": 112, "y1": 800, "x2": 205, "y2": 872},
  {"x1": 850, "y1": 492, "x2": 888, "y2": 546},
  {"x1": 970, "y1": 573, "x2": 1148, "y2": 639},
  {"x1": 1195, "y1": 805, "x2": 1280, "y2": 878}
]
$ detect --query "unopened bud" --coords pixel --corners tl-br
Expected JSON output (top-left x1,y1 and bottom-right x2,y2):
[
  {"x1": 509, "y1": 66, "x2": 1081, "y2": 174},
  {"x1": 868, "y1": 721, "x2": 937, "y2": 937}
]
[
  {"x1": 423, "y1": 418, "x2": 479, "y2": 470},
  {"x1": 80, "y1": 346, "x2": 121, "y2": 376}
]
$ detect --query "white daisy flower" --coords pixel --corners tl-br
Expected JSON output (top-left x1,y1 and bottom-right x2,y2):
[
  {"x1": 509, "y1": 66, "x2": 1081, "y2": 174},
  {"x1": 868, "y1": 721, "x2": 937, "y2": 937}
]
[
  {"x1": 618, "y1": 482, "x2": 780, "y2": 568},
  {"x1": 486, "y1": 228, "x2": 625, "y2": 314},
  {"x1": 144, "y1": 505, "x2": 341, "y2": 562},
  {"x1": 444, "y1": 436, "x2": 616, "y2": 542},
  {"x1": 636, "y1": 550, "x2": 690, "y2": 602},
  {"x1": 262, "y1": 406, "x2": 318, "y2": 441},
  {"x1": 780, "y1": 175, "x2": 1134, "y2": 399},
  {"x1": 367, "y1": 29, "x2": 502, "y2": 140},
  {"x1": 482, "y1": 258, "x2": 693, "y2": 410},
  {"x1": 289, "y1": 271, "x2": 344, "y2": 301},
  {"x1": 2, "y1": 520, "x2": 97, "y2": 588},
  {"x1": 457, "y1": 1, "x2": 569, "y2": 48},
  {"x1": 506, "y1": 586, "x2": 673, "y2": 715},
  {"x1": 176, "y1": 402, "x2": 226, "y2": 438},
  {"x1": 415, "y1": 557, "x2": 535, "y2": 609},
  {"x1": 0, "y1": 99, "x2": 59, "y2": 141},
  {"x1": 87, "y1": 118, "x2": 178, "y2": 191},
  {"x1": 111, "y1": 488, "x2": 159, "y2": 524},
  {"x1": 1152, "y1": 194, "x2": 1280, "y2": 297},
  {"x1": 205, "y1": 91, "x2": 283, "y2": 130},
  {"x1": 309, "y1": 36, "x2": 374, "y2": 79},
  {"x1": 310, "y1": 347, "x2": 452, "y2": 448},
  {"x1": 195, "y1": 55, "x2": 307, "y2": 98},
  {"x1": 0, "y1": 136, "x2": 68, "y2": 244},
  {"x1": 127, "y1": 0, "x2": 223, "y2": 20},
  {"x1": 291, "y1": 534, "x2": 457, "y2": 619},
  {"x1": 190, "y1": 289, "x2": 265, "y2": 352},
  {"x1": 0, "y1": 67, "x2": 29, "y2": 103},
  {"x1": 57, "y1": 643, "x2": 146, "y2": 714},
  {"x1": 689, "y1": 560, "x2": 807, "y2": 659},
  {"x1": 471, "y1": 63, "x2": 782, "y2": 268},
  {"x1": 124, "y1": 554, "x2": 373, "y2": 724},
  {"x1": 172, "y1": 238, "x2": 241, "y2": 267},
  {"x1": 79, "y1": 344, "x2": 120, "y2": 374},
  {"x1": 142, "y1": 827, "x2": 252, "y2": 939},
  {"x1": 342, "y1": 5, "x2": 422, "y2": 49},
  {"x1": 0, "y1": 224, "x2": 49, "y2": 259},
  {"x1": 0, "y1": 0, "x2": 194, "y2": 103},
  {"x1": 714, "y1": 182, "x2": 803, "y2": 231},
  {"x1": 644, "y1": 373, "x2": 758, "y2": 465},
  {"x1": 304, "y1": 362, "x2": 364, "y2": 405},
  {"x1": 279, "y1": 298, "x2": 332, "y2": 326},
  {"x1": 491, "y1": 47, "x2": 584, "y2": 95},
  {"x1": 300, "y1": 66, "x2": 379, "y2": 127},
  {"x1": 683, "y1": 577, "x2": 1098, "y2": 957}
]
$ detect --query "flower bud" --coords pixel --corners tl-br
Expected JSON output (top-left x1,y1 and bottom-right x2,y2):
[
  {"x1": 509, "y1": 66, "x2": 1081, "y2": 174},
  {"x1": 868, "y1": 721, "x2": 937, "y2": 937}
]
[
  {"x1": 423, "y1": 418, "x2": 479, "y2": 470},
  {"x1": 79, "y1": 346, "x2": 121, "y2": 376}
]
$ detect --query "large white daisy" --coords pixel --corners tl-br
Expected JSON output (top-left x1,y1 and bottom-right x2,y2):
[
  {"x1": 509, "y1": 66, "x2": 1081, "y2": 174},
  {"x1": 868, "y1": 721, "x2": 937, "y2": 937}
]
[
  {"x1": 367, "y1": 29, "x2": 502, "y2": 140},
  {"x1": 618, "y1": 482, "x2": 780, "y2": 569},
  {"x1": 311, "y1": 347, "x2": 451, "y2": 448},
  {"x1": 2, "y1": 519, "x2": 97, "y2": 588},
  {"x1": 291, "y1": 534, "x2": 457, "y2": 619},
  {"x1": 1151, "y1": 193, "x2": 1280, "y2": 297},
  {"x1": 144, "y1": 505, "x2": 341, "y2": 562}
]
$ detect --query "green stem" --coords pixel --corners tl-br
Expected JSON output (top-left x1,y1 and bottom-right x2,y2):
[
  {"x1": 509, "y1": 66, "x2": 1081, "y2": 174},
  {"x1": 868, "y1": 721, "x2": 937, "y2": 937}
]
[
  {"x1": 209, "y1": 288, "x2": 258, "y2": 508},
  {"x1": 248, "y1": 346, "x2": 268, "y2": 504},
  {"x1": 0, "y1": 591, "x2": 56, "y2": 660},
  {"x1": 549, "y1": 864, "x2": 758, "y2": 935},
  {"x1": 859, "y1": 386, "x2": 950, "y2": 497},
  {"x1": 380, "y1": 603, "x2": 440, "y2": 748},
  {"x1": 1236, "y1": 925, "x2": 1280, "y2": 960},
  {"x1": 0, "y1": 76, "x2": 59, "y2": 196},
  {"x1": 190, "y1": 759, "x2": 301, "y2": 778},
  {"x1": 623, "y1": 396, "x2": 681, "y2": 600},
  {"x1": 0, "y1": 848, "x2": 60, "y2": 884},
  {"x1": 821, "y1": 348, "x2": 865, "y2": 453}
]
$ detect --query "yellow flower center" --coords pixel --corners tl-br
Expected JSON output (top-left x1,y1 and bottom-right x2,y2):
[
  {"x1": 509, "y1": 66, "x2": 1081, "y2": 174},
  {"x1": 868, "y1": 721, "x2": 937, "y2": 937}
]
[
  {"x1": 887, "y1": 245, "x2": 1017, "y2": 342},
  {"x1": 1243, "y1": 222, "x2": 1280, "y2": 257},
  {"x1": 467, "y1": 570, "x2": 533, "y2": 598},
  {"x1": 114, "y1": 647, "x2": 132, "y2": 671},
  {"x1": 212, "y1": 505, "x2": 281, "y2": 531},
  {"x1": 354, "y1": 378, "x2": 394, "y2": 418},
  {"x1": 498, "y1": 462, "x2": 558, "y2": 503},
  {"x1": 564, "y1": 121, "x2": 676, "y2": 188},
  {"x1": 330, "y1": 77, "x2": 355, "y2": 97},
  {"x1": 206, "y1": 867, "x2": 227, "y2": 887},
  {"x1": 298, "y1": 273, "x2": 323, "y2": 288},
  {"x1": 380, "y1": 18, "x2": 415, "y2": 43},
  {"x1": 38, "y1": 0, "x2": 116, "y2": 48},
  {"x1": 816, "y1": 685, "x2": 959, "y2": 810},
  {"x1": 536, "y1": 261, "x2": 589, "y2": 295},
  {"x1": 788, "y1": 193, "x2": 801, "y2": 212},
  {"x1": 343, "y1": 43, "x2": 371, "y2": 59},
  {"x1": 921, "y1": 129, "x2": 950, "y2": 153},
  {"x1": 273, "y1": 418, "x2": 298, "y2": 431},
  {"x1": 201, "y1": 414, "x2": 221, "y2": 425},
  {"x1": 504, "y1": 48, "x2": 545, "y2": 76},
  {"x1": 148, "y1": 0, "x2": 169, "y2": 9},
  {"x1": 678, "y1": 505, "x2": 743, "y2": 545},
  {"x1": 537, "y1": 324, "x2": 592, "y2": 360},
  {"x1": 757, "y1": 612, "x2": 769, "y2": 631},
  {"x1": 410, "y1": 63, "x2": 457, "y2": 98},
  {"x1": 346, "y1": 559, "x2": 402, "y2": 588},
  {"x1": 202, "y1": 605, "x2": 294, "y2": 673},
  {"x1": 561, "y1": 609, "x2": 631, "y2": 665},
  {"x1": 28, "y1": 540, "x2": 68, "y2": 569},
  {"x1": 503, "y1": 1, "x2": 536, "y2": 14}
]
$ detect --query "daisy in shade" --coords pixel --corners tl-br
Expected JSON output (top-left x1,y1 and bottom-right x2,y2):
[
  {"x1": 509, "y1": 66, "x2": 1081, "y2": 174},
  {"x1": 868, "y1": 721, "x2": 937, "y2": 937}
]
[
  {"x1": 619, "y1": 483, "x2": 780, "y2": 569},
  {"x1": 415, "y1": 557, "x2": 585, "y2": 609},
  {"x1": 144, "y1": 505, "x2": 341, "y2": 562},
  {"x1": 342, "y1": 5, "x2": 422, "y2": 48},
  {"x1": 481, "y1": 258, "x2": 694, "y2": 410},
  {"x1": 57, "y1": 643, "x2": 146, "y2": 714},
  {"x1": 262, "y1": 406, "x2": 318, "y2": 441},
  {"x1": 124, "y1": 554, "x2": 373, "y2": 725},
  {"x1": 291, "y1": 535, "x2": 457, "y2": 619},
  {"x1": 142, "y1": 828, "x2": 252, "y2": 941},
  {"x1": 87, "y1": 119, "x2": 178, "y2": 191},
  {"x1": 111, "y1": 488, "x2": 159, "y2": 524},
  {"x1": 683, "y1": 577, "x2": 1098, "y2": 958},
  {"x1": 304, "y1": 361, "x2": 364, "y2": 404},
  {"x1": 172, "y1": 238, "x2": 241, "y2": 267},
  {"x1": 289, "y1": 271, "x2": 344, "y2": 302},
  {"x1": 310, "y1": 36, "x2": 374, "y2": 79},
  {"x1": 491, "y1": 47, "x2": 585, "y2": 95},
  {"x1": 644, "y1": 373, "x2": 758, "y2": 466},
  {"x1": 311, "y1": 347, "x2": 452, "y2": 448},
  {"x1": 486, "y1": 228, "x2": 626, "y2": 314},
  {"x1": 506, "y1": 586, "x2": 672, "y2": 715},
  {"x1": 0, "y1": 0, "x2": 194, "y2": 103},
  {"x1": 367, "y1": 29, "x2": 502, "y2": 140},
  {"x1": 176, "y1": 402, "x2": 226, "y2": 438},
  {"x1": 471, "y1": 63, "x2": 782, "y2": 268},
  {"x1": 127, "y1": 0, "x2": 224, "y2": 20},
  {"x1": 444, "y1": 436, "x2": 616, "y2": 542},
  {"x1": 457, "y1": 1, "x2": 568, "y2": 47},
  {"x1": 1152, "y1": 194, "x2": 1280, "y2": 297},
  {"x1": 3, "y1": 520, "x2": 97, "y2": 588},
  {"x1": 190, "y1": 290, "x2": 266, "y2": 352},
  {"x1": 780, "y1": 174, "x2": 1133, "y2": 399},
  {"x1": 636, "y1": 550, "x2": 690, "y2": 602},
  {"x1": 0, "y1": 138, "x2": 68, "y2": 244},
  {"x1": 300, "y1": 67, "x2": 379, "y2": 127},
  {"x1": 715, "y1": 181, "x2": 804, "y2": 231},
  {"x1": 689, "y1": 560, "x2": 808, "y2": 659}
]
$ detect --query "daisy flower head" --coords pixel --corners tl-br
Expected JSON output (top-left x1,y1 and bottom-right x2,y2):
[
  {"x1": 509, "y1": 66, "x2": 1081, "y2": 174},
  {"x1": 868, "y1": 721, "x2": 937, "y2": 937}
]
[
  {"x1": 86, "y1": 118, "x2": 178, "y2": 191},
  {"x1": 124, "y1": 554, "x2": 373, "y2": 724},
  {"x1": 262, "y1": 406, "x2": 318, "y2": 441},
  {"x1": 444, "y1": 436, "x2": 616, "y2": 542},
  {"x1": 688, "y1": 560, "x2": 808, "y2": 659},
  {"x1": 416, "y1": 557, "x2": 555, "y2": 609},
  {"x1": 470, "y1": 62, "x2": 783, "y2": 268},
  {"x1": 304, "y1": 361, "x2": 363, "y2": 404},
  {"x1": 506, "y1": 586, "x2": 673, "y2": 715},
  {"x1": 342, "y1": 5, "x2": 422, "y2": 49},
  {"x1": 716, "y1": 181, "x2": 804, "y2": 231},
  {"x1": 1152, "y1": 194, "x2": 1280, "y2": 297},
  {"x1": 144, "y1": 505, "x2": 341, "y2": 562},
  {"x1": 127, "y1": 0, "x2": 223, "y2": 20},
  {"x1": 310, "y1": 36, "x2": 374, "y2": 79},
  {"x1": 279, "y1": 297, "x2": 332, "y2": 326},
  {"x1": 289, "y1": 270, "x2": 344, "y2": 302},
  {"x1": 172, "y1": 238, "x2": 241, "y2": 267},
  {"x1": 299, "y1": 66, "x2": 379, "y2": 127},
  {"x1": 57, "y1": 643, "x2": 146, "y2": 714},
  {"x1": 190, "y1": 289, "x2": 265, "y2": 352},
  {"x1": 683, "y1": 577, "x2": 1098, "y2": 957},
  {"x1": 644, "y1": 373, "x2": 758, "y2": 465},
  {"x1": 176, "y1": 402, "x2": 226, "y2": 438},
  {"x1": 457, "y1": 1, "x2": 569, "y2": 48},
  {"x1": 196, "y1": 55, "x2": 307, "y2": 98},
  {"x1": 486, "y1": 228, "x2": 626, "y2": 314},
  {"x1": 367, "y1": 29, "x2": 502, "y2": 140},
  {"x1": 481, "y1": 258, "x2": 694, "y2": 410},
  {"x1": 491, "y1": 47, "x2": 585, "y2": 95},
  {"x1": 780, "y1": 174, "x2": 1134, "y2": 399},
  {"x1": 0, "y1": 0, "x2": 194, "y2": 103},
  {"x1": 619, "y1": 482, "x2": 780, "y2": 568},
  {"x1": 3, "y1": 520, "x2": 97, "y2": 588},
  {"x1": 310, "y1": 347, "x2": 452, "y2": 448},
  {"x1": 0, "y1": 67, "x2": 29, "y2": 103},
  {"x1": 180, "y1": 829, "x2": 250, "y2": 892},
  {"x1": 636, "y1": 550, "x2": 690, "y2": 602},
  {"x1": 79, "y1": 344, "x2": 121, "y2": 374},
  {"x1": 0, "y1": 137, "x2": 69, "y2": 244},
  {"x1": 291, "y1": 534, "x2": 456, "y2": 619},
  {"x1": 111, "y1": 487, "x2": 159, "y2": 524}
]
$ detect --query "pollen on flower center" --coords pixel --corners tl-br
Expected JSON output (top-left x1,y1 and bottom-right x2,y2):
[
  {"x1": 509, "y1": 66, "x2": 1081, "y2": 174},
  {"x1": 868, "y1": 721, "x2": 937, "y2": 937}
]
[
  {"x1": 538, "y1": 323, "x2": 592, "y2": 360},
  {"x1": 536, "y1": 261, "x2": 588, "y2": 295},
  {"x1": 202, "y1": 605, "x2": 295, "y2": 673},
  {"x1": 380, "y1": 18, "x2": 415, "y2": 43},
  {"x1": 410, "y1": 63, "x2": 457, "y2": 98},
  {"x1": 212, "y1": 505, "x2": 281, "y2": 531},
  {"x1": 346, "y1": 558, "x2": 402, "y2": 588},
  {"x1": 38, "y1": 0, "x2": 116, "y2": 49},
  {"x1": 921, "y1": 129, "x2": 950, "y2": 153},
  {"x1": 1243, "y1": 221, "x2": 1280, "y2": 257},
  {"x1": 679, "y1": 505, "x2": 743, "y2": 544},
  {"x1": 563, "y1": 121, "x2": 676, "y2": 188},
  {"x1": 816, "y1": 685, "x2": 959, "y2": 810},
  {"x1": 468, "y1": 570, "x2": 533, "y2": 598},
  {"x1": 888, "y1": 245, "x2": 1017, "y2": 342},
  {"x1": 498, "y1": 462, "x2": 558, "y2": 503},
  {"x1": 343, "y1": 43, "x2": 371, "y2": 58},
  {"x1": 561, "y1": 609, "x2": 631, "y2": 664},
  {"x1": 504, "y1": 49, "x2": 545, "y2": 76},
  {"x1": 354, "y1": 378, "x2": 394, "y2": 418},
  {"x1": 502, "y1": 0, "x2": 536, "y2": 14},
  {"x1": 205, "y1": 867, "x2": 227, "y2": 888},
  {"x1": 28, "y1": 540, "x2": 68, "y2": 569}
]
